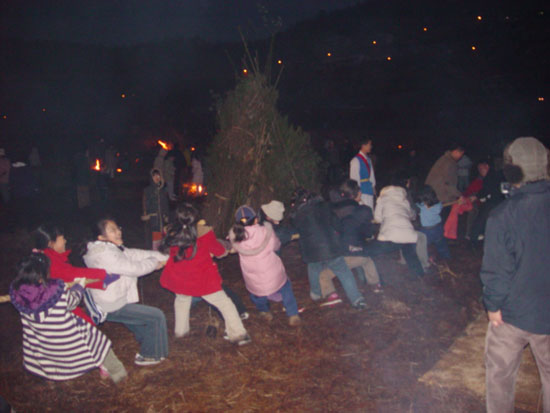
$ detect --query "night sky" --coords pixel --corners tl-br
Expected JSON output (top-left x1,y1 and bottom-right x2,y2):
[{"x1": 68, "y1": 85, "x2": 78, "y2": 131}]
[
  {"x1": 1, "y1": 0, "x2": 359, "y2": 44},
  {"x1": 0, "y1": 0, "x2": 548, "y2": 160}
]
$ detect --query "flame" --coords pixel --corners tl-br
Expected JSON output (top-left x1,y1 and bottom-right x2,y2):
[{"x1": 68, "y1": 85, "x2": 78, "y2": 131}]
[
  {"x1": 116, "y1": 168, "x2": 122, "y2": 173},
  {"x1": 158, "y1": 140, "x2": 170, "y2": 150},
  {"x1": 92, "y1": 159, "x2": 101, "y2": 171}
]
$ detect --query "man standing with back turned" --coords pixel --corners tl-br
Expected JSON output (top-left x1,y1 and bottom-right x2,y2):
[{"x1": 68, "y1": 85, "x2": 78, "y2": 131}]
[{"x1": 481, "y1": 137, "x2": 550, "y2": 413}]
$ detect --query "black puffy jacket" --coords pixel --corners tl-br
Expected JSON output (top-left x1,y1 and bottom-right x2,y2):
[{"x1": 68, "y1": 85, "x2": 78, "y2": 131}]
[
  {"x1": 331, "y1": 199, "x2": 374, "y2": 251},
  {"x1": 290, "y1": 197, "x2": 344, "y2": 263}
]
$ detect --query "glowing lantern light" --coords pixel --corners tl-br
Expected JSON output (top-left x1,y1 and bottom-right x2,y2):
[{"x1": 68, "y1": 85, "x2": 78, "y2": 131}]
[
  {"x1": 191, "y1": 147, "x2": 196, "y2": 152},
  {"x1": 397, "y1": 144, "x2": 403, "y2": 149},
  {"x1": 372, "y1": 40, "x2": 377, "y2": 45},
  {"x1": 277, "y1": 59, "x2": 282, "y2": 64},
  {"x1": 243, "y1": 69, "x2": 248, "y2": 75},
  {"x1": 471, "y1": 46, "x2": 477, "y2": 51},
  {"x1": 327, "y1": 52, "x2": 332, "y2": 57},
  {"x1": 423, "y1": 27, "x2": 428, "y2": 32},
  {"x1": 157, "y1": 140, "x2": 170, "y2": 150},
  {"x1": 116, "y1": 168, "x2": 122, "y2": 173},
  {"x1": 121, "y1": 93, "x2": 126, "y2": 98},
  {"x1": 92, "y1": 159, "x2": 101, "y2": 171},
  {"x1": 538, "y1": 97, "x2": 545, "y2": 102},
  {"x1": 386, "y1": 56, "x2": 392, "y2": 61},
  {"x1": 477, "y1": 15, "x2": 482, "y2": 21}
]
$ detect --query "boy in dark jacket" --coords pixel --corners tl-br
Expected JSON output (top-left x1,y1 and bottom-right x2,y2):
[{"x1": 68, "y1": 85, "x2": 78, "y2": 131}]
[
  {"x1": 481, "y1": 137, "x2": 550, "y2": 412},
  {"x1": 290, "y1": 188, "x2": 366, "y2": 309},
  {"x1": 142, "y1": 169, "x2": 169, "y2": 250}
]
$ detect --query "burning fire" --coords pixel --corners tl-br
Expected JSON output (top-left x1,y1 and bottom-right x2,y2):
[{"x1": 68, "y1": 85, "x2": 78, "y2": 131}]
[
  {"x1": 158, "y1": 140, "x2": 171, "y2": 150},
  {"x1": 116, "y1": 168, "x2": 122, "y2": 173},
  {"x1": 182, "y1": 182, "x2": 206, "y2": 197},
  {"x1": 92, "y1": 159, "x2": 101, "y2": 171}
]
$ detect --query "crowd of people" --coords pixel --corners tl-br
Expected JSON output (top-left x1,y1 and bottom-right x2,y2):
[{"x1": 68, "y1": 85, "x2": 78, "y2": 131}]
[{"x1": 4, "y1": 136, "x2": 550, "y2": 413}]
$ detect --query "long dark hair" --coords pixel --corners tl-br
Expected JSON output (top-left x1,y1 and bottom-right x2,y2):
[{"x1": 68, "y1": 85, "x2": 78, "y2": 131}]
[
  {"x1": 417, "y1": 185, "x2": 439, "y2": 207},
  {"x1": 12, "y1": 252, "x2": 50, "y2": 290},
  {"x1": 232, "y1": 212, "x2": 257, "y2": 243},
  {"x1": 35, "y1": 223, "x2": 63, "y2": 250},
  {"x1": 160, "y1": 203, "x2": 198, "y2": 261}
]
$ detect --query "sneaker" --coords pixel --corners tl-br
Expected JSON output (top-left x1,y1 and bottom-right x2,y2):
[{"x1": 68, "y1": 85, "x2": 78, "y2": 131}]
[
  {"x1": 258, "y1": 311, "x2": 274, "y2": 322},
  {"x1": 134, "y1": 353, "x2": 163, "y2": 366},
  {"x1": 288, "y1": 315, "x2": 301, "y2": 326},
  {"x1": 319, "y1": 292, "x2": 343, "y2": 307},
  {"x1": 231, "y1": 334, "x2": 252, "y2": 346},
  {"x1": 352, "y1": 298, "x2": 367, "y2": 310},
  {"x1": 240, "y1": 311, "x2": 249, "y2": 320}
]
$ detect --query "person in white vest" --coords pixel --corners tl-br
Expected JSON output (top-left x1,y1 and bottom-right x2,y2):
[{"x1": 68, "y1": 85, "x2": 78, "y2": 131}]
[{"x1": 349, "y1": 138, "x2": 376, "y2": 209}]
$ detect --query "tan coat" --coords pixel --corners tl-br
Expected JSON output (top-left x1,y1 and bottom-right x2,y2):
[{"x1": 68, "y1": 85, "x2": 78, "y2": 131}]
[{"x1": 425, "y1": 151, "x2": 461, "y2": 203}]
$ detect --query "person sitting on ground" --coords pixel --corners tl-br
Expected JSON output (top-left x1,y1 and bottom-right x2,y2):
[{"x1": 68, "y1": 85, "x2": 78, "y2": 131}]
[
  {"x1": 289, "y1": 188, "x2": 367, "y2": 309},
  {"x1": 319, "y1": 179, "x2": 383, "y2": 304},
  {"x1": 83, "y1": 217, "x2": 169, "y2": 366},
  {"x1": 416, "y1": 185, "x2": 451, "y2": 260},
  {"x1": 35, "y1": 223, "x2": 119, "y2": 325},
  {"x1": 9, "y1": 252, "x2": 127, "y2": 383},
  {"x1": 230, "y1": 205, "x2": 301, "y2": 326},
  {"x1": 366, "y1": 184, "x2": 425, "y2": 278},
  {"x1": 160, "y1": 203, "x2": 252, "y2": 344}
]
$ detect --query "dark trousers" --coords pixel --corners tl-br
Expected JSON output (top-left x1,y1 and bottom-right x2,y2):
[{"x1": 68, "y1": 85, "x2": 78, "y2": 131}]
[{"x1": 365, "y1": 241, "x2": 424, "y2": 277}]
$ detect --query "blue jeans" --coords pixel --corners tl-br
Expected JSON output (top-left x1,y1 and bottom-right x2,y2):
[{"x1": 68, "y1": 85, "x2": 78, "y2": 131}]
[
  {"x1": 249, "y1": 279, "x2": 299, "y2": 316},
  {"x1": 308, "y1": 257, "x2": 363, "y2": 304},
  {"x1": 420, "y1": 223, "x2": 450, "y2": 259},
  {"x1": 107, "y1": 303, "x2": 169, "y2": 360}
]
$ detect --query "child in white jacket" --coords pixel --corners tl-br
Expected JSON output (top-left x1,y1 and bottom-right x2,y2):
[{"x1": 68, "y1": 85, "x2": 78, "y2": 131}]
[
  {"x1": 367, "y1": 186, "x2": 425, "y2": 277},
  {"x1": 83, "y1": 218, "x2": 170, "y2": 366}
]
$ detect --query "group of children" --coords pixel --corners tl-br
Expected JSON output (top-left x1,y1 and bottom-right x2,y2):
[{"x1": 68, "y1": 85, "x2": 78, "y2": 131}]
[{"x1": 7, "y1": 167, "x2": 450, "y2": 385}]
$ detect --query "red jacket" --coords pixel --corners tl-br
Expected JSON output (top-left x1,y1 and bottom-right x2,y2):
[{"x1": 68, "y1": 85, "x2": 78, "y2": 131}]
[
  {"x1": 160, "y1": 229, "x2": 226, "y2": 296},
  {"x1": 44, "y1": 248, "x2": 107, "y2": 325}
]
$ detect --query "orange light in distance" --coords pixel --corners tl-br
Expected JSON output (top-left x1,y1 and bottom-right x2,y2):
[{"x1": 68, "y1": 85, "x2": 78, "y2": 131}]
[
  {"x1": 372, "y1": 40, "x2": 377, "y2": 45},
  {"x1": 538, "y1": 97, "x2": 545, "y2": 102},
  {"x1": 327, "y1": 52, "x2": 332, "y2": 57},
  {"x1": 116, "y1": 168, "x2": 122, "y2": 173},
  {"x1": 397, "y1": 144, "x2": 403, "y2": 149},
  {"x1": 92, "y1": 159, "x2": 101, "y2": 171},
  {"x1": 243, "y1": 69, "x2": 248, "y2": 74},
  {"x1": 386, "y1": 56, "x2": 392, "y2": 61},
  {"x1": 277, "y1": 59, "x2": 282, "y2": 64},
  {"x1": 157, "y1": 140, "x2": 170, "y2": 150},
  {"x1": 423, "y1": 27, "x2": 428, "y2": 32},
  {"x1": 121, "y1": 93, "x2": 126, "y2": 98},
  {"x1": 477, "y1": 16, "x2": 482, "y2": 21},
  {"x1": 471, "y1": 46, "x2": 477, "y2": 51}
]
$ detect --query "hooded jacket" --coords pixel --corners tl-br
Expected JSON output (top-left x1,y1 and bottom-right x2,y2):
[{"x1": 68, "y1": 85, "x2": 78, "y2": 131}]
[
  {"x1": 374, "y1": 186, "x2": 418, "y2": 244},
  {"x1": 143, "y1": 170, "x2": 169, "y2": 232},
  {"x1": 83, "y1": 241, "x2": 167, "y2": 313},
  {"x1": 230, "y1": 222, "x2": 288, "y2": 296},
  {"x1": 290, "y1": 196, "x2": 344, "y2": 263},
  {"x1": 9, "y1": 279, "x2": 111, "y2": 381},
  {"x1": 160, "y1": 224, "x2": 227, "y2": 296}
]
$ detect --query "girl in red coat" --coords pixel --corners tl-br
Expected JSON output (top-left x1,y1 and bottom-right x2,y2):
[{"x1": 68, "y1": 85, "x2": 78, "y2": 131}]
[
  {"x1": 160, "y1": 203, "x2": 251, "y2": 345},
  {"x1": 35, "y1": 224, "x2": 119, "y2": 325}
]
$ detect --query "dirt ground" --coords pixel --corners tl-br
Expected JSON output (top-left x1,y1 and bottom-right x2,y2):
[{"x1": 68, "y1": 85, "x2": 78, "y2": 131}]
[{"x1": 0, "y1": 180, "x2": 525, "y2": 412}]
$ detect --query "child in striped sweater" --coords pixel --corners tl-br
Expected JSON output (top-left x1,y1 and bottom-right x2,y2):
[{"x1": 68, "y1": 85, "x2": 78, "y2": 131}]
[{"x1": 9, "y1": 252, "x2": 127, "y2": 383}]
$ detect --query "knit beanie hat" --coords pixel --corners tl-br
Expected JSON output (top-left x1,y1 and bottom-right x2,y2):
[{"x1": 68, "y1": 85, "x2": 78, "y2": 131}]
[
  {"x1": 234, "y1": 205, "x2": 256, "y2": 224},
  {"x1": 504, "y1": 137, "x2": 549, "y2": 183},
  {"x1": 261, "y1": 200, "x2": 285, "y2": 222}
]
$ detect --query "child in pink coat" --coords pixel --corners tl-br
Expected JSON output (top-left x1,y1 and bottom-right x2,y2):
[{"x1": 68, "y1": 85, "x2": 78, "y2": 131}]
[{"x1": 229, "y1": 205, "x2": 301, "y2": 326}]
